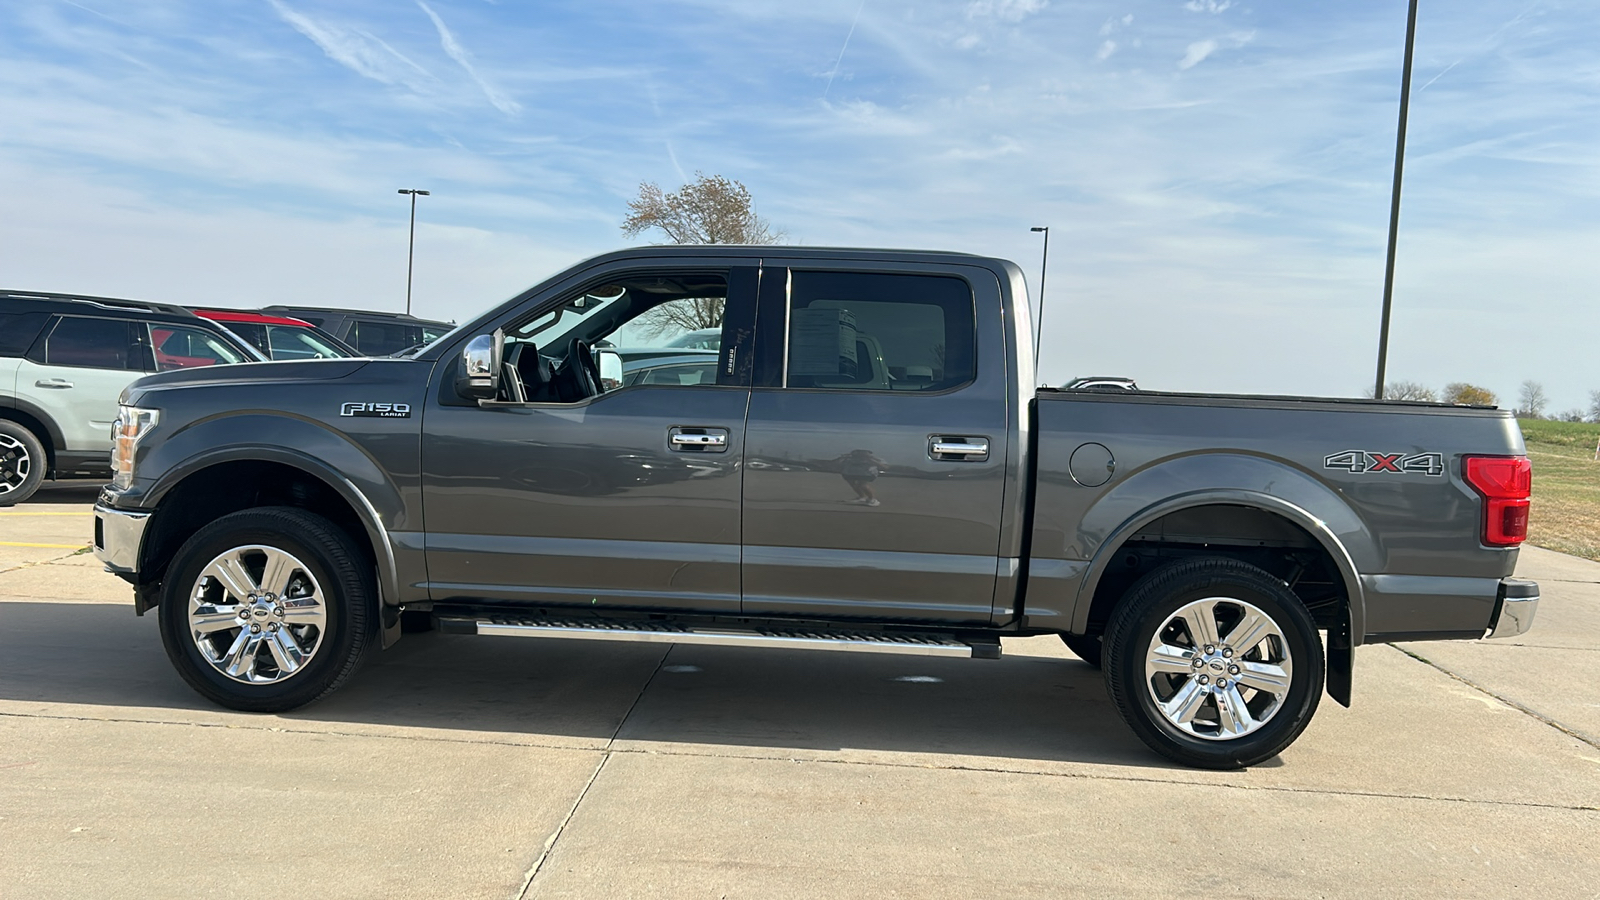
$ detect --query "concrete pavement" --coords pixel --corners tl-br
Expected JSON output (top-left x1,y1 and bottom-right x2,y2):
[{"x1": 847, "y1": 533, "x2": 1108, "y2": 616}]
[{"x1": 2, "y1": 481, "x2": 1597, "y2": 898}]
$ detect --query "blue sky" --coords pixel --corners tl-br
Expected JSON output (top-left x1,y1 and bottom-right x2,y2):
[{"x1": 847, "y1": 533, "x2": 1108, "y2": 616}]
[{"x1": 2, "y1": 0, "x2": 1596, "y2": 411}]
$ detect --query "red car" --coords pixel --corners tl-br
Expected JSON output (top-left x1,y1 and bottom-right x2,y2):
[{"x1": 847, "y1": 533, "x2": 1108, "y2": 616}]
[{"x1": 193, "y1": 309, "x2": 358, "y2": 360}]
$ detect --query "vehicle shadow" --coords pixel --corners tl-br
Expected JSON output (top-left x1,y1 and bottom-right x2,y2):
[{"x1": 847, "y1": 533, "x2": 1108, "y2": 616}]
[
  {"x1": 0, "y1": 601, "x2": 1166, "y2": 771},
  {"x1": 22, "y1": 480, "x2": 103, "y2": 504}
]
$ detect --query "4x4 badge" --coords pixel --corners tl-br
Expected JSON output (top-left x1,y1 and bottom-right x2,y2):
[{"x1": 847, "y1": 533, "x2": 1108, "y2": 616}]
[
  {"x1": 340, "y1": 402, "x2": 411, "y2": 418},
  {"x1": 1324, "y1": 449, "x2": 1443, "y2": 476}
]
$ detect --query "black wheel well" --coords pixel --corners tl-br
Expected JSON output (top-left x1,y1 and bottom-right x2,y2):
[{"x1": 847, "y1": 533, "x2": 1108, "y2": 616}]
[
  {"x1": 138, "y1": 460, "x2": 374, "y2": 595},
  {"x1": 1082, "y1": 504, "x2": 1349, "y2": 638},
  {"x1": 0, "y1": 408, "x2": 56, "y2": 469}
]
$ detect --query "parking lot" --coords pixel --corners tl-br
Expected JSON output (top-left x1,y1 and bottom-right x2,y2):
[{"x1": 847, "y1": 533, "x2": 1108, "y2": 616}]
[{"x1": 1, "y1": 480, "x2": 1597, "y2": 898}]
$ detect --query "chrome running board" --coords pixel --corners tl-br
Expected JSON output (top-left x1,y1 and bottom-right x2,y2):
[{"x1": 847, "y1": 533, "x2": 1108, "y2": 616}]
[{"x1": 436, "y1": 614, "x2": 996, "y2": 659}]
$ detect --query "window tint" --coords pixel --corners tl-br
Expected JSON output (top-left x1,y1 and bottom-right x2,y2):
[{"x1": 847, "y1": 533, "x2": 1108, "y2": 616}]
[
  {"x1": 225, "y1": 322, "x2": 271, "y2": 355},
  {"x1": 45, "y1": 317, "x2": 135, "y2": 370},
  {"x1": 0, "y1": 311, "x2": 49, "y2": 356},
  {"x1": 149, "y1": 324, "x2": 247, "y2": 370},
  {"x1": 784, "y1": 272, "x2": 975, "y2": 392},
  {"x1": 266, "y1": 325, "x2": 348, "y2": 360},
  {"x1": 350, "y1": 320, "x2": 422, "y2": 356}
]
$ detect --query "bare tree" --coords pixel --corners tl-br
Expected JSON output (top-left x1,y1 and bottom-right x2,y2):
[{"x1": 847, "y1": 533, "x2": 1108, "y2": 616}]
[
  {"x1": 1558, "y1": 409, "x2": 1586, "y2": 422},
  {"x1": 1516, "y1": 380, "x2": 1548, "y2": 419},
  {"x1": 621, "y1": 173, "x2": 784, "y2": 338},
  {"x1": 1443, "y1": 382, "x2": 1497, "y2": 407},
  {"x1": 1368, "y1": 380, "x2": 1437, "y2": 402},
  {"x1": 622, "y1": 173, "x2": 784, "y2": 245},
  {"x1": 1589, "y1": 389, "x2": 1600, "y2": 423}
]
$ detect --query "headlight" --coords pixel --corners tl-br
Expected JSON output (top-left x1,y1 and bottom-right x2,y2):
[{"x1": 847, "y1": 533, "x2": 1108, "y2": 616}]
[{"x1": 110, "y1": 406, "x2": 159, "y2": 490}]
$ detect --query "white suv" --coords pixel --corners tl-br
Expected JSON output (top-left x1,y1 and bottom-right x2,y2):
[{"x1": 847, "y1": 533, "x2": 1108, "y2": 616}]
[{"x1": 0, "y1": 291, "x2": 262, "y2": 505}]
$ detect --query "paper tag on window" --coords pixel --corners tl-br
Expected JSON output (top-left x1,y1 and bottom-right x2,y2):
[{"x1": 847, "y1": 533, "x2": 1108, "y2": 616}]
[{"x1": 790, "y1": 308, "x2": 857, "y2": 375}]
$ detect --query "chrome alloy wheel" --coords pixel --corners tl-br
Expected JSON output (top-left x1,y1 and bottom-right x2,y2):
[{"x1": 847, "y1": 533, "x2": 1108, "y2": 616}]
[
  {"x1": 0, "y1": 434, "x2": 31, "y2": 496},
  {"x1": 1144, "y1": 597, "x2": 1293, "y2": 741},
  {"x1": 188, "y1": 544, "x2": 327, "y2": 684}
]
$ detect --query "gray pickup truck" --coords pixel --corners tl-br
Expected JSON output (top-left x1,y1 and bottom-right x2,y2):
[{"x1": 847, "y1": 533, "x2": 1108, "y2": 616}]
[{"x1": 93, "y1": 246, "x2": 1538, "y2": 769}]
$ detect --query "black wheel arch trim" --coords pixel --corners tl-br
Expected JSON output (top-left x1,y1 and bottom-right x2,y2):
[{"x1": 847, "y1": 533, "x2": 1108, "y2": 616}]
[
  {"x1": 141, "y1": 446, "x2": 403, "y2": 627},
  {"x1": 0, "y1": 397, "x2": 65, "y2": 466}
]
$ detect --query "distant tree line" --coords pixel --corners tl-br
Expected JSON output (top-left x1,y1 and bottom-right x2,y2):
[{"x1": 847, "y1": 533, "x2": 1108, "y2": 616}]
[{"x1": 1370, "y1": 379, "x2": 1600, "y2": 423}]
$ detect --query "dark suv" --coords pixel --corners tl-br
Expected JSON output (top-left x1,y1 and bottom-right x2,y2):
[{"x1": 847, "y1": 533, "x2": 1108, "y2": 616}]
[
  {"x1": 259, "y1": 306, "x2": 453, "y2": 357},
  {"x1": 0, "y1": 290, "x2": 262, "y2": 504}
]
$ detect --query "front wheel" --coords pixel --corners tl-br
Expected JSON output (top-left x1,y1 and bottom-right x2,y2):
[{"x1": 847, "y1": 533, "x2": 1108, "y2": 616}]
[
  {"x1": 1103, "y1": 557, "x2": 1324, "y2": 769},
  {"x1": 159, "y1": 506, "x2": 376, "y2": 712}
]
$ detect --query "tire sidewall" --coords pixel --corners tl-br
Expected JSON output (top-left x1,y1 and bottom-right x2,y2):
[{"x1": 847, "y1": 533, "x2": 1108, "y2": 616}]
[
  {"x1": 0, "y1": 421, "x2": 46, "y2": 507},
  {"x1": 1107, "y1": 561, "x2": 1323, "y2": 768},
  {"x1": 159, "y1": 509, "x2": 371, "y2": 711}
]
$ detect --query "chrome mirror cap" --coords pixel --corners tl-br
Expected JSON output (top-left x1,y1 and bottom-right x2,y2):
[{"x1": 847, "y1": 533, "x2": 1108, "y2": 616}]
[{"x1": 456, "y1": 333, "x2": 501, "y2": 400}]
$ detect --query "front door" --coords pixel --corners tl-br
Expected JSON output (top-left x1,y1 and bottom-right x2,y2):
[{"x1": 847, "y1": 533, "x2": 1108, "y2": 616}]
[
  {"x1": 421, "y1": 264, "x2": 758, "y2": 613},
  {"x1": 740, "y1": 264, "x2": 1011, "y2": 624}
]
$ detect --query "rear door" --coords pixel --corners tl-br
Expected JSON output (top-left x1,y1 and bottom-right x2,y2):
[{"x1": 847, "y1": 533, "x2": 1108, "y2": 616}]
[
  {"x1": 15, "y1": 316, "x2": 144, "y2": 453},
  {"x1": 740, "y1": 262, "x2": 1011, "y2": 624}
]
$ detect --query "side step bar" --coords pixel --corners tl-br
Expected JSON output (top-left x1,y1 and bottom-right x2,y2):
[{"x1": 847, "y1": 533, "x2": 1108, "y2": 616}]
[{"x1": 436, "y1": 615, "x2": 1001, "y2": 659}]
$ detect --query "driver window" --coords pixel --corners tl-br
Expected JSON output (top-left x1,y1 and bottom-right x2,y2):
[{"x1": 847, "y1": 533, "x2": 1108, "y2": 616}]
[{"x1": 499, "y1": 271, "x2": 729, "y2": 403}]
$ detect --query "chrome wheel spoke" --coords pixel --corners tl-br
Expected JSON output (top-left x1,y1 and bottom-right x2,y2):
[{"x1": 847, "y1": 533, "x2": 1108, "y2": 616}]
[
  {"x1": 209, "y1": 555, "x2": 259, "y2": 603},
  {"x1": 1180, "y1": 602, "x2": 1221, "y2": 649},
  {"x1": 1161, "y1": 678, "x2": 1207, "y2": 725},
  {"x1": 257, "y1": 549, "x2": 296, "y2": 598},
  {"x1": 1223, "y1": 609, "x2": 1273, "y2": 655},
  {"x1": 1235, "y1": 660, "x2": 1290, "y2": 694},
  {"x1": 1147, "y1": 641, "x2": 1196, "y2": 676},
  {"x1": 267, "y1": 629, "x2": 307, "y2": 674},
  {"x1": 1214, "y1": 686, "x2": 1255, "y2": 736},
  {"x1": 190, "y1": 605, "x2": 242, "y2": 634},
  {"x1": 222, "y1": 630, "x2": 261, "y2": 679},
  {"x1": 281, "y1": 594, "x2": 325, "y2": 627}
]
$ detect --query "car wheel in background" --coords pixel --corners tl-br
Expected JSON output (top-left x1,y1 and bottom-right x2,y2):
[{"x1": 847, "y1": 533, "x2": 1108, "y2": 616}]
[{"x1": 0, "y1": 421, "x2": 46, "y2": 507}]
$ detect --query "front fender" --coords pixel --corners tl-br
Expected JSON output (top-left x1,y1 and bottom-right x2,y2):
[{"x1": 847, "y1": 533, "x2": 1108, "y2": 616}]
[
  {"x1": 1067, "y1": 453, "x2": 1375, "y2": 645},
  {"x1": 138, "y1": 413, "x2": 410, "y2": 616}
]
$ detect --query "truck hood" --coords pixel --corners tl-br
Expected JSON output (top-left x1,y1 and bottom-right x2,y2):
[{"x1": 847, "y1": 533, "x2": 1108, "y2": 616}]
[{"x1": 129, "y1": 358, "x2": 374, "y2": 392}]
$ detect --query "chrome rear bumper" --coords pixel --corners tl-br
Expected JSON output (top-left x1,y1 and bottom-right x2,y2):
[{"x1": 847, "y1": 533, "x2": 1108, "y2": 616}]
[{"x1": 1486, "y1": 578, "x2": 1539, "y2": 639}]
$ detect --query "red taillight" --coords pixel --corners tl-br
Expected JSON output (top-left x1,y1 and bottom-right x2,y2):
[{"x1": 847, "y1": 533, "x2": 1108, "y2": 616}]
[{"x1": 1464, "y1": 456, "x2": 1532, "y2": 547}]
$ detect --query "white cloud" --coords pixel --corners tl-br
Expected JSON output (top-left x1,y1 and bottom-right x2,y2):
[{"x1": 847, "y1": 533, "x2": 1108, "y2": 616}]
[
  {"x1": 416, "y1": 0, "x2": 521, "y2": 115},
  {"x1": 966, "y1": 0, "x2": 1048, "y2": 23},
  {"x1": 1178, "y1": 31, "x2": 1254, "y2": 69},
  {"x1": 1183, "y1": 0, "x2": 1232, "y2": 13},
  {"x1": 1097, "y1": 40, "x2": 1117, "y2": 60},
  {"x1": 268, "y1": 0, "x2": 430, "y2": 88}
]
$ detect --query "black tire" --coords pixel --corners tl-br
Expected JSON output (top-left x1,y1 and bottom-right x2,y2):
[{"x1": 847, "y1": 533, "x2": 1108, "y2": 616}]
[
  {"x1": 1060, "y1": 632, "x2": 1103, "y2": 669},
  {"x1": 1103, "y1": 557, "x2": 1324, "y2": 770},
  {"x1": 159, "y1": 506, "x2": 376, "y2": 712},
  {"x1": 0, "y1": 420, "x2": 46, "y2": 507}
]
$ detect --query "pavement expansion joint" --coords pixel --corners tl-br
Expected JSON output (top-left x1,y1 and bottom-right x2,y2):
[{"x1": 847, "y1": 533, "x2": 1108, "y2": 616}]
[{"x1": 1390, "y1": 645, "x2": 1600, "y2": 752}]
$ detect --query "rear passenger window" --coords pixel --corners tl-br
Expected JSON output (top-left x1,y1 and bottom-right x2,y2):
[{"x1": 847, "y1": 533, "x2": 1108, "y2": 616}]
[
  {"x1": 784, "y1": 272, "x2": 975, "y2": 392},
  {"x1": 44, "y1": 317, "x2": 136, "y2": 370},
  {"x1": 349, "y1": 320, "x2": 421, "y2": 356},
  {"x1": 0, "y1": 312, "x2": 49, "y2": 356}
]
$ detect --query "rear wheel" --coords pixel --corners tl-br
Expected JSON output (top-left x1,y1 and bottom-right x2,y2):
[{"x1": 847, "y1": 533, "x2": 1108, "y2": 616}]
[
  {"x1": 159, "y1": 506, "x2": 375, "y2": 712},
  {"x1": 0, "y1": 421, "x2": 45, "y2": 507},
  {"x1": 1103, "y1": 557, "x2": 1323, "y2": 769}
]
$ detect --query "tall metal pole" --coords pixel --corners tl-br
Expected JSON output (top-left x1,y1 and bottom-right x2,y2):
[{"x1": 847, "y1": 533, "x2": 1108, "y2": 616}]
[
  {"x1": 398, "y1": 189, "x2": 430, "y2": 316},
  {"x1": 1374, "y1": 0, "x2": 1419, "y2": 401},
  {"x1": 1030, "y1": 226, "x2": 1049, "y2": 370}
]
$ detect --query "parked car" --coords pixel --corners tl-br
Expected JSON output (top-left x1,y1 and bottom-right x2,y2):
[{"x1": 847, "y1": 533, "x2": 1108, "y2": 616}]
[
  {"x1": 622, "y1": 351, "x2": 719, "y2": 387},
  {"x1": 0, "y1": 290, "x2": 263, "y2": 505},
  {"x1": 259, "y1": 306, "x2": 452, "y2": 357},
  {"x1": 193, "y1": 309, "x2": 356, "y2": 360},
  {"x1": 94, "y1": 246, "x2": 1537, "y2": 769}
]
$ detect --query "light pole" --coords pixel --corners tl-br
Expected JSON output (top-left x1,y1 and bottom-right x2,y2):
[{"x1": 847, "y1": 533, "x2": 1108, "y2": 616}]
[
  {"x1": 1374, "y1": 0, "x2": 1419, "y2": 401},
  {"x1": 398, "y1": 189, "x2": 430, "y2": 316},
  {"x1": 1030, "y1": 226, "x2": 1049, "y2": 369}
]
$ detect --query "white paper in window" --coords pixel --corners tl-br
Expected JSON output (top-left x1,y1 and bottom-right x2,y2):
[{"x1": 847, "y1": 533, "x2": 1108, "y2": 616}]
[{"x1": 790, "y1": 307, "x2": 858, "y2": 375}]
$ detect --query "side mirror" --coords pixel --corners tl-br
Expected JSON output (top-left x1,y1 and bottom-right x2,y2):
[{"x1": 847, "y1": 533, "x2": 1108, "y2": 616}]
[
  {"x1": 455, "y1": 333, "x2": 502, "y2": 400},
  {"x1": 597, "y1": 348, "x2": 622, "y2": 392}
]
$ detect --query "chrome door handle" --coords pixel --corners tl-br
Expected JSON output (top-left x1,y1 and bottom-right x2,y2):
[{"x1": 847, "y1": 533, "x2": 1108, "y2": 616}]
[
  {"x1": 35, "y1": 379, "x2": 74, "y2": 389},
  {"x1": 669, "y1": 427, "x2": 729, "y2": 452},
  {"x1": 929, "y1": 436, "x2": 990, "y2": 461}
]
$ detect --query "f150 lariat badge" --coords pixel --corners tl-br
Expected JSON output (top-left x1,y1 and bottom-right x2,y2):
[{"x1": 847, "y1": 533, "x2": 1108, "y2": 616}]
[
  {"x1": 1324, "y1": 450, "x2": 1444, "y2": 476},
  {"x1": 340, "y1": 402, "x2": 411, "y2": 418}
]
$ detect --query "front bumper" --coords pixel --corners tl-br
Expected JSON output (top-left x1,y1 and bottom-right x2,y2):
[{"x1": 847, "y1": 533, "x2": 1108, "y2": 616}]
[
  {"x1": 93, "y1": 504, "x2": 151, "y2": 575},
  {"x1": 1486, "y1": 577, "x2": 1539, "y2": 639}
]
